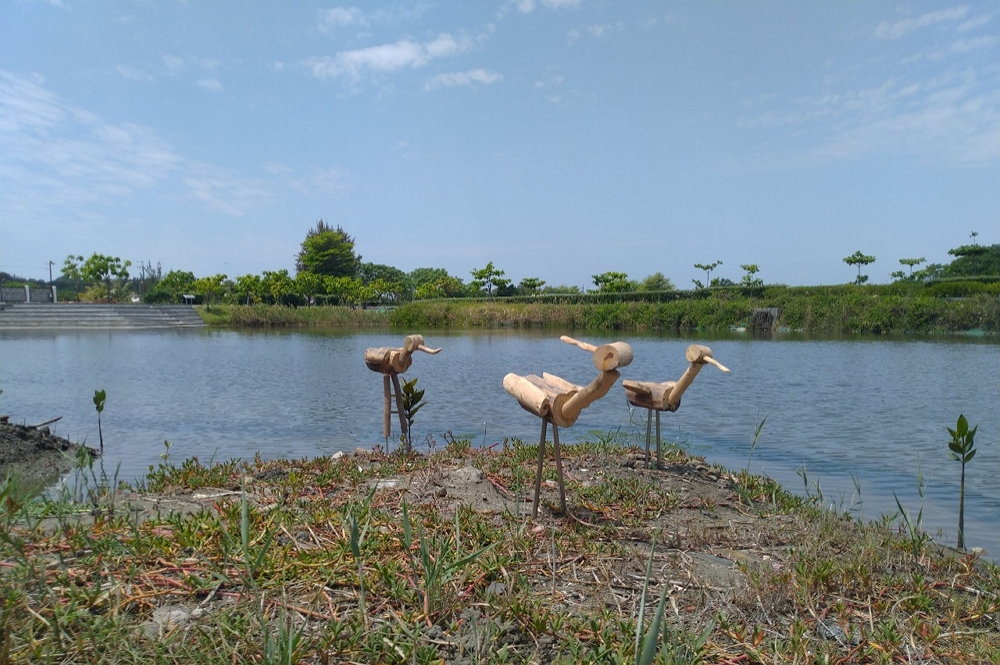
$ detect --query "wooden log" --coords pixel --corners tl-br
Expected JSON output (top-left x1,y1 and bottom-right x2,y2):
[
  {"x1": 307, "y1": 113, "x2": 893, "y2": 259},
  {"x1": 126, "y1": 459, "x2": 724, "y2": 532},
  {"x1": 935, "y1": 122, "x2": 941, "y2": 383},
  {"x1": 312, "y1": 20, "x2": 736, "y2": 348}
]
[
  {"x1": 365, "y1": 347, "x2": 394, "y2": 373},
  {"x1": 503, "y1": 373, "x2": 553, "y2": 418},
  {"x1": 622, "y1": 380, "x2": 678, "y2": 412},
  {"x1": 666, "y1": 363, "x2": 704, "y2": 409},
  {"x1": 559, "y1": 369, "x2": 621, "y2": 427},
  {"x1": 592, "y1": 342, "x2": 633, "y2": 371},
  {"x1": 560, "y1": 335, "x2": 596, "y2": 352},
  {"x1": 684, "y1": 344, "x2": 730, "y2": 372}
]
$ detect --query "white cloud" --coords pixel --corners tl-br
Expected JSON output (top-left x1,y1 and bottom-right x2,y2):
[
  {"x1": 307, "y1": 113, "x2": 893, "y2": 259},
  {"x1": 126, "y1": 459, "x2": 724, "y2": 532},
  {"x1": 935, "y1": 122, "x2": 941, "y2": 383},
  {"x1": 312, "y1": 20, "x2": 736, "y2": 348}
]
[
  {"x1": 874, "y1": 6, "x2": 970, "y2": 40},
  {"x1": 424, "y1": 68, "x2": 502, "y2": 90},
  {"x1": 197, "y1": 78, "x2": 223, "y2": 92},
  {"x1": 302, "y1": 33, "x2": 471, "y2": 80},
  {"x1": 162, "y1": 54, "x2": 185, "y2": 75}
]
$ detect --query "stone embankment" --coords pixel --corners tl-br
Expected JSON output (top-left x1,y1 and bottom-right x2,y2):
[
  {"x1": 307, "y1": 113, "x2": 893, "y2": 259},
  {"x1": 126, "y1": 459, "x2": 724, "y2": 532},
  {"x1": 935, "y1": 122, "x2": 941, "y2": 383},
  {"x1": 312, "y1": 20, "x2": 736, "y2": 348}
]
[{"x1": 0, "y1": 303, "x2": 206, "y2": 329}]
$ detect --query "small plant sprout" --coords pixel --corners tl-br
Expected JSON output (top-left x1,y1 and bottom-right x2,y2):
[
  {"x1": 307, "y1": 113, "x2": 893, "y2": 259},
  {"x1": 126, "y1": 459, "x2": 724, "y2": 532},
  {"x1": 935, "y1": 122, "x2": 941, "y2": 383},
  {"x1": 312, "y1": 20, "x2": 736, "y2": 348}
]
[
  {"x1": 400, "y1": 376, "x2": 426, "y2": 453},
  {"x1": 947, "y1": 414, "x2": 978, "y2": 550},
  {"x1": 93, "y1": 389, "x2": 106, "y2": 456}
]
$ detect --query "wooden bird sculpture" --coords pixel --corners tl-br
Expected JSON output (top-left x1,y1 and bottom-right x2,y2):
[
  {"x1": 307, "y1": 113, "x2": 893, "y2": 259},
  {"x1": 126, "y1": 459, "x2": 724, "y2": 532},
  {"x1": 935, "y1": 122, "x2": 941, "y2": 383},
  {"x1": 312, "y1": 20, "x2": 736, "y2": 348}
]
[
  {"x1": 503, "y1": 335, "x2": 633, "y2": 517},
  {"x1": 622, "y1": 344, "x2": 729, "y2": 468},
  {"x1": 365, "y1": 334, "x2": 441, "y2": 444}
]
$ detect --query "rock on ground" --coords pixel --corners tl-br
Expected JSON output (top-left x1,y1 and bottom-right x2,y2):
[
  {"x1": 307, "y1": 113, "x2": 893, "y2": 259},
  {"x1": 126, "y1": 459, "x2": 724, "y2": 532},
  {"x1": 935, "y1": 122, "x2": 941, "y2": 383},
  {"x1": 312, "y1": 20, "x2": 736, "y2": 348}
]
[{"x1": 0, "y1": 419, "x2": 82, "y2": 492}]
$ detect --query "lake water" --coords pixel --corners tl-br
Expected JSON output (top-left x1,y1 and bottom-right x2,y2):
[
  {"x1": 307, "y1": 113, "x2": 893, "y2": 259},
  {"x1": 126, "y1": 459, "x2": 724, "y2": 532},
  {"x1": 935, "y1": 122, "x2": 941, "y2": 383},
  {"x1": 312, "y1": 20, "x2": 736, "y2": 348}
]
[{"x1": 1, "y1": 328, "x2": 998, "y2": 555}]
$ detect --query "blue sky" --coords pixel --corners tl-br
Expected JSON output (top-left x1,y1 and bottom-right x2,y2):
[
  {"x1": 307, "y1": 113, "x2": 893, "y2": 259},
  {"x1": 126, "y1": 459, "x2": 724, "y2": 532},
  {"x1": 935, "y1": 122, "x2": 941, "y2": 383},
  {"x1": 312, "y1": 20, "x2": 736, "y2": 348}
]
[{"x1": 2, "y1": 1, "x2": 998, "y2": 289}]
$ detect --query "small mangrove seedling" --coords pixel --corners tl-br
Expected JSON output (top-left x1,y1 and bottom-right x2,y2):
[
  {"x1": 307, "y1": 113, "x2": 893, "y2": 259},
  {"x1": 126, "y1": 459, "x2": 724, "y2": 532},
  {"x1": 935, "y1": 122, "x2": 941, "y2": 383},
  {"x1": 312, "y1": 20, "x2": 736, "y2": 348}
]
[
  {"x1": 93, "y1": 389, "x2": 106, "y2": 456},
  {"x1": 947, "y1": 414, "x2": 978, "y2": 550},
  {"x1": 400, "y1": 376, "x2": 426, "y2": 453}
]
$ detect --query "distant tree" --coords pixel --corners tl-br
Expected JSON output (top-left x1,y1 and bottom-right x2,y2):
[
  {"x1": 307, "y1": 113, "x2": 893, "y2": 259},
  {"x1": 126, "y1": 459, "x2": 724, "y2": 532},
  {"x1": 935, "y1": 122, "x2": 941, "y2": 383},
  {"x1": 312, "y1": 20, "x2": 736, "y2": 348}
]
[
  {"x1": 325, "y1": 275, "x2": 364, "y2": 306},
  {"x1": 61, "y1": 255, "x2": 86, "y2": 295},
  {"x1": 970, "y1": 230, "x2": 979, "y2": 246},
  {"x1": 899, "y1": 257, "x2": 926, "y2": 277},
  {"x1": 295, "y1": 271, "x2": 325, "y2": 305},
  {"x1": 592, "y1": 271, "x2": 634, "y2": 293},
  {"x1": 943, "y1": 243, "x2": 999, "y2": 278},
  {"x1": 518, "y1": 277, "x2": 546, "y2": 295},
  {"x1": 843, "y1": 250, "x2": 876, "y2": 285},
  {"x1": 357, "y1": 262, "x2": 411, "y2": 302},
  {"x1": 637, "y1": 272, "x2": 674, "y2": 292},
  {"x1": 693, "y1": 261, "x2": 722, "y2": 289},
  {"x1": 233, "y1": 274, "x2": 263, "y2": 305},
  {"x1": 261, "y1": 269, "x2": 295, "y2": 304},
  {"x1": 192, "y1": 274, "x2": 229, "y2": 307},
  {"x1": 541, "y1": 284, "x2": 583, "y2": 295},
  {"x1": 739, "y1": 264, "x2": 763, "y2": 288},
  {"x1": 80, "y1": 253, "x2": 132, "y2": 302},
  {"x1": 296, "y1": 221, "x2": 361, "y2": 278},
  {"x1": 409, "y1": 267, "x2": 451, "y2": 287},
  {"x1": 145, "y1": 269, "x2": 196, "y2": 303},
  {"x1": 414, "y1": 275, "x2": 466, "y2": 299},
  {"x1": 470, "y1": 262, "x2": 511, "y2": 300},
  {"x1": 131, "y1": 261, "x2": 163, "y2": 299}
]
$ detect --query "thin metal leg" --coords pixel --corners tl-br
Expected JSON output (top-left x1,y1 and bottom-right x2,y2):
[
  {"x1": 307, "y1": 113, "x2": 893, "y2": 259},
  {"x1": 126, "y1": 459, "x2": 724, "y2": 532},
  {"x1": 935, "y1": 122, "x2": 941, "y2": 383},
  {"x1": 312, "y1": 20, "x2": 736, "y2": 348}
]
[
  {"x1": 553, "y1": 424, "x2": 566, "y2": 515},
  {"x1": 655, "y1": 410, "x2": 662, "y2": 468},
  {"x1": 644, "y1": 409, "x2": 653, "y2": 468},
  {"x1": 532, "y1": 419, "x2": 548, "y2": 518},
  {"x1": 382, "y1": 375, "x2": 391, "y2": 439},
  {"x1": 390, "y1": 374, "x2": 408, "y2": 447}
]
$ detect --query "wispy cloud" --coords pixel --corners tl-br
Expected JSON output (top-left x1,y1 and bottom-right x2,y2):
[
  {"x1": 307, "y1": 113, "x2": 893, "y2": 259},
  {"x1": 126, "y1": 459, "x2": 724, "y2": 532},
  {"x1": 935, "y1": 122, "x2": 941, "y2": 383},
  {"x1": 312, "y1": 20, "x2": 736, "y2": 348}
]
[
  {"x1": 874, "y1": 6, "x2": 970, "y2": 40},
  {"x1": 301, "y1": 33, "x2": 472, "y2": 80},
  {"x1": 197, "y1": 78, "x2": 223, "y2": 92},
  {"x1": 513, "y1": 0, "x2": 580, "y2": 13},
  {"x1": 424, "y1": 68, "x2": 502, "y2": 90},
  {"x1": 740, "y1": 68, "x2": 1000, "y2": 168},
  {"x1": 567, "y1": 21, "x2": 624, "y2": 44},
  {"x1": 318, "y1": 7, "x2": 366, "y2": 31},
  {"x1": 0, "y1": 69, "x2": 267, "y2": 216}
]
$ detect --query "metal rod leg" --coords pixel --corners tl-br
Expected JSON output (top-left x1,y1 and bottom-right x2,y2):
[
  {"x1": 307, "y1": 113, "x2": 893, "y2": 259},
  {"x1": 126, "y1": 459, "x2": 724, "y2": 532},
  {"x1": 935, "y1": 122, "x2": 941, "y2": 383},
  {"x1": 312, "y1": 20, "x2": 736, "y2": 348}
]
[
  {"x1": 382, "y1": 375, "x2": 391, "y2": 439},
  {"x1": 655, "y1": 410, "x2": 662, "y2": 468},
  {"x1": 390, "y1": 374, "x2": 409, "y2": 447},
  {"x1": 645, "y1": 408, "x2": 653, "y2": 468},
  {"x1": 552, "y1": 424, "x2": 566, "y2": 515},
  {"x1": 532, "y1": 419, "x2": 548, "y2": 518}
]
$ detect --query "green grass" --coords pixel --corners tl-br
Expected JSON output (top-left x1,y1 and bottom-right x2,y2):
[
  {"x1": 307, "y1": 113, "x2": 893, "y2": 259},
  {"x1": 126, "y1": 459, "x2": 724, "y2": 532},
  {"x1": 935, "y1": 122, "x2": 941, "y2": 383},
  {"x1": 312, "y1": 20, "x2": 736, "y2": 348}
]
[
  {"x1": 198, "y1": 289, "x2": 1000, "y2": 335},
  {"x1": 3, "y1": 440, "x2": 997, "y2": 663}
]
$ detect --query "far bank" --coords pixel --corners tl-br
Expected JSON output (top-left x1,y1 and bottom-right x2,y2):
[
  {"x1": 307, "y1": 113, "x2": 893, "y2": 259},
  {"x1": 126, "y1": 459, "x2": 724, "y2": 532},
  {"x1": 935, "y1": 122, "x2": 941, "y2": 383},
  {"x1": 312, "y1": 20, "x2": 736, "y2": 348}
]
[{"x1": 201, "y1": 287, "x2": 1000, "y2": 336}]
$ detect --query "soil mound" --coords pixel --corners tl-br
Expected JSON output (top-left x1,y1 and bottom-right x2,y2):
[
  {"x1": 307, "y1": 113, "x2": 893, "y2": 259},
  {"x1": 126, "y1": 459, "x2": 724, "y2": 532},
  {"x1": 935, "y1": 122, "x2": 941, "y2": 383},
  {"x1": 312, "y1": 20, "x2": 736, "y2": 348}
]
[{"x1": 0, "y1": 418, "x2": 82, "y2": 491}]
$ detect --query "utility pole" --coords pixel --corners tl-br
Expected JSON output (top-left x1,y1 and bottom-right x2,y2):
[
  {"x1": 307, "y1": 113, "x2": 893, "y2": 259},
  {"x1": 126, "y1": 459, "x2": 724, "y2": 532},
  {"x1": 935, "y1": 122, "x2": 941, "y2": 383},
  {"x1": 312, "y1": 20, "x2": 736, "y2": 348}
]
[
  {"x1": 48, "y1": 260, "x2": 55, "y2": 302},
  {"x1": 48, "y1": 260, "x2": 54, "y2": 286}
]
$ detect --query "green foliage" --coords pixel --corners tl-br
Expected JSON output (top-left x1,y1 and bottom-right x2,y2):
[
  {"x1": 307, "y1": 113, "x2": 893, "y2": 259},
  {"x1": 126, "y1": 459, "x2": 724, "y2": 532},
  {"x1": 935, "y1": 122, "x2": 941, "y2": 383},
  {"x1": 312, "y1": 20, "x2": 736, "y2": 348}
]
[
  {"x1": 470, "y1": 262, "x2": 512, "y2": 299},
  {"x1": 592, "y1": 271, "x2": 634, "y2": 293},
  {"x1": 145, "y1": 269, "x2": 197, "y2": 303},
  {"x1": 947, "y1": 414, "x2": 978, "y2": 550},
  {"x1": 843, "y1": 250, "x2": 876, "y2": 285},
  {"x1": 693, "y1": 261, "x2": 722, "y2": 289},
  {"x1": 400, "y1": 377, "x2": 426, "y2": 452},
  {"x1": 69, "y1": 253, "x2": 132, "y2": 302},
  {"x1": 517, "y1": 276, "x2": 546, "y2": 295},
  {"x1": 637, "y1": 272, "x2": 674, "y2": 292},
  {"x1": 295, "y1": 221, "x2": 360, "y2": 278},
  {"x1": 93, "y1": 389, "x2": 106, "y2": 456},
  {"x1": 739, "y1": 263, "x2": 763, "y2": 289},
  {"x1": 943, "y1": 243, "x2": 1000, "y2": 278},
  {"x1": 192, "y1": 273, "x2": 229, "y2": 307}
]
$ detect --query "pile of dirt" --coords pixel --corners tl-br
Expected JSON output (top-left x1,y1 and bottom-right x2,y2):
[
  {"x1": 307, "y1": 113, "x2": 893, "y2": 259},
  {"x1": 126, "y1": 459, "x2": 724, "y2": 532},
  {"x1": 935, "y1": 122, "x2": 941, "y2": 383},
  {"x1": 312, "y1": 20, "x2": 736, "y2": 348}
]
[{"x1": 0, "y1": 418, "x2": 83, "y2": 491}]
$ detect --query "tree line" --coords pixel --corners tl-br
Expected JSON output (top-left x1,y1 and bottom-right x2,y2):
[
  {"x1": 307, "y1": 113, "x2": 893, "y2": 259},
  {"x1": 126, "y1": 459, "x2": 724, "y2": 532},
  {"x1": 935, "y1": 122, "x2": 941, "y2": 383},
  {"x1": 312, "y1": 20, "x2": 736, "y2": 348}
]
[{"x1": 3, "y1": 223, "x2": 996, "y2": 305}]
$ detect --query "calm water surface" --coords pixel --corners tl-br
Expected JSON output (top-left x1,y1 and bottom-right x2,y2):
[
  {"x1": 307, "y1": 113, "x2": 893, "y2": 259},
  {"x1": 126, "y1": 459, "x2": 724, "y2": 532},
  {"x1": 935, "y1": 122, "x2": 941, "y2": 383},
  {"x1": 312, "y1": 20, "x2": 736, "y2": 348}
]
[{"x1": 1, "y1": 328, "x2": 997, "y2": 555}]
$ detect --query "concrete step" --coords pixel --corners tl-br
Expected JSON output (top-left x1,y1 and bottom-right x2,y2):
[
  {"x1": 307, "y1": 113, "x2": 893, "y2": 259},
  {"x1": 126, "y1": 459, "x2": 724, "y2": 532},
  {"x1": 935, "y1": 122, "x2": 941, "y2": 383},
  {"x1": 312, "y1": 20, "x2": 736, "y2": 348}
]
[{"x1": 0, "y1": 304, "x2": 206, "y2": 329}]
